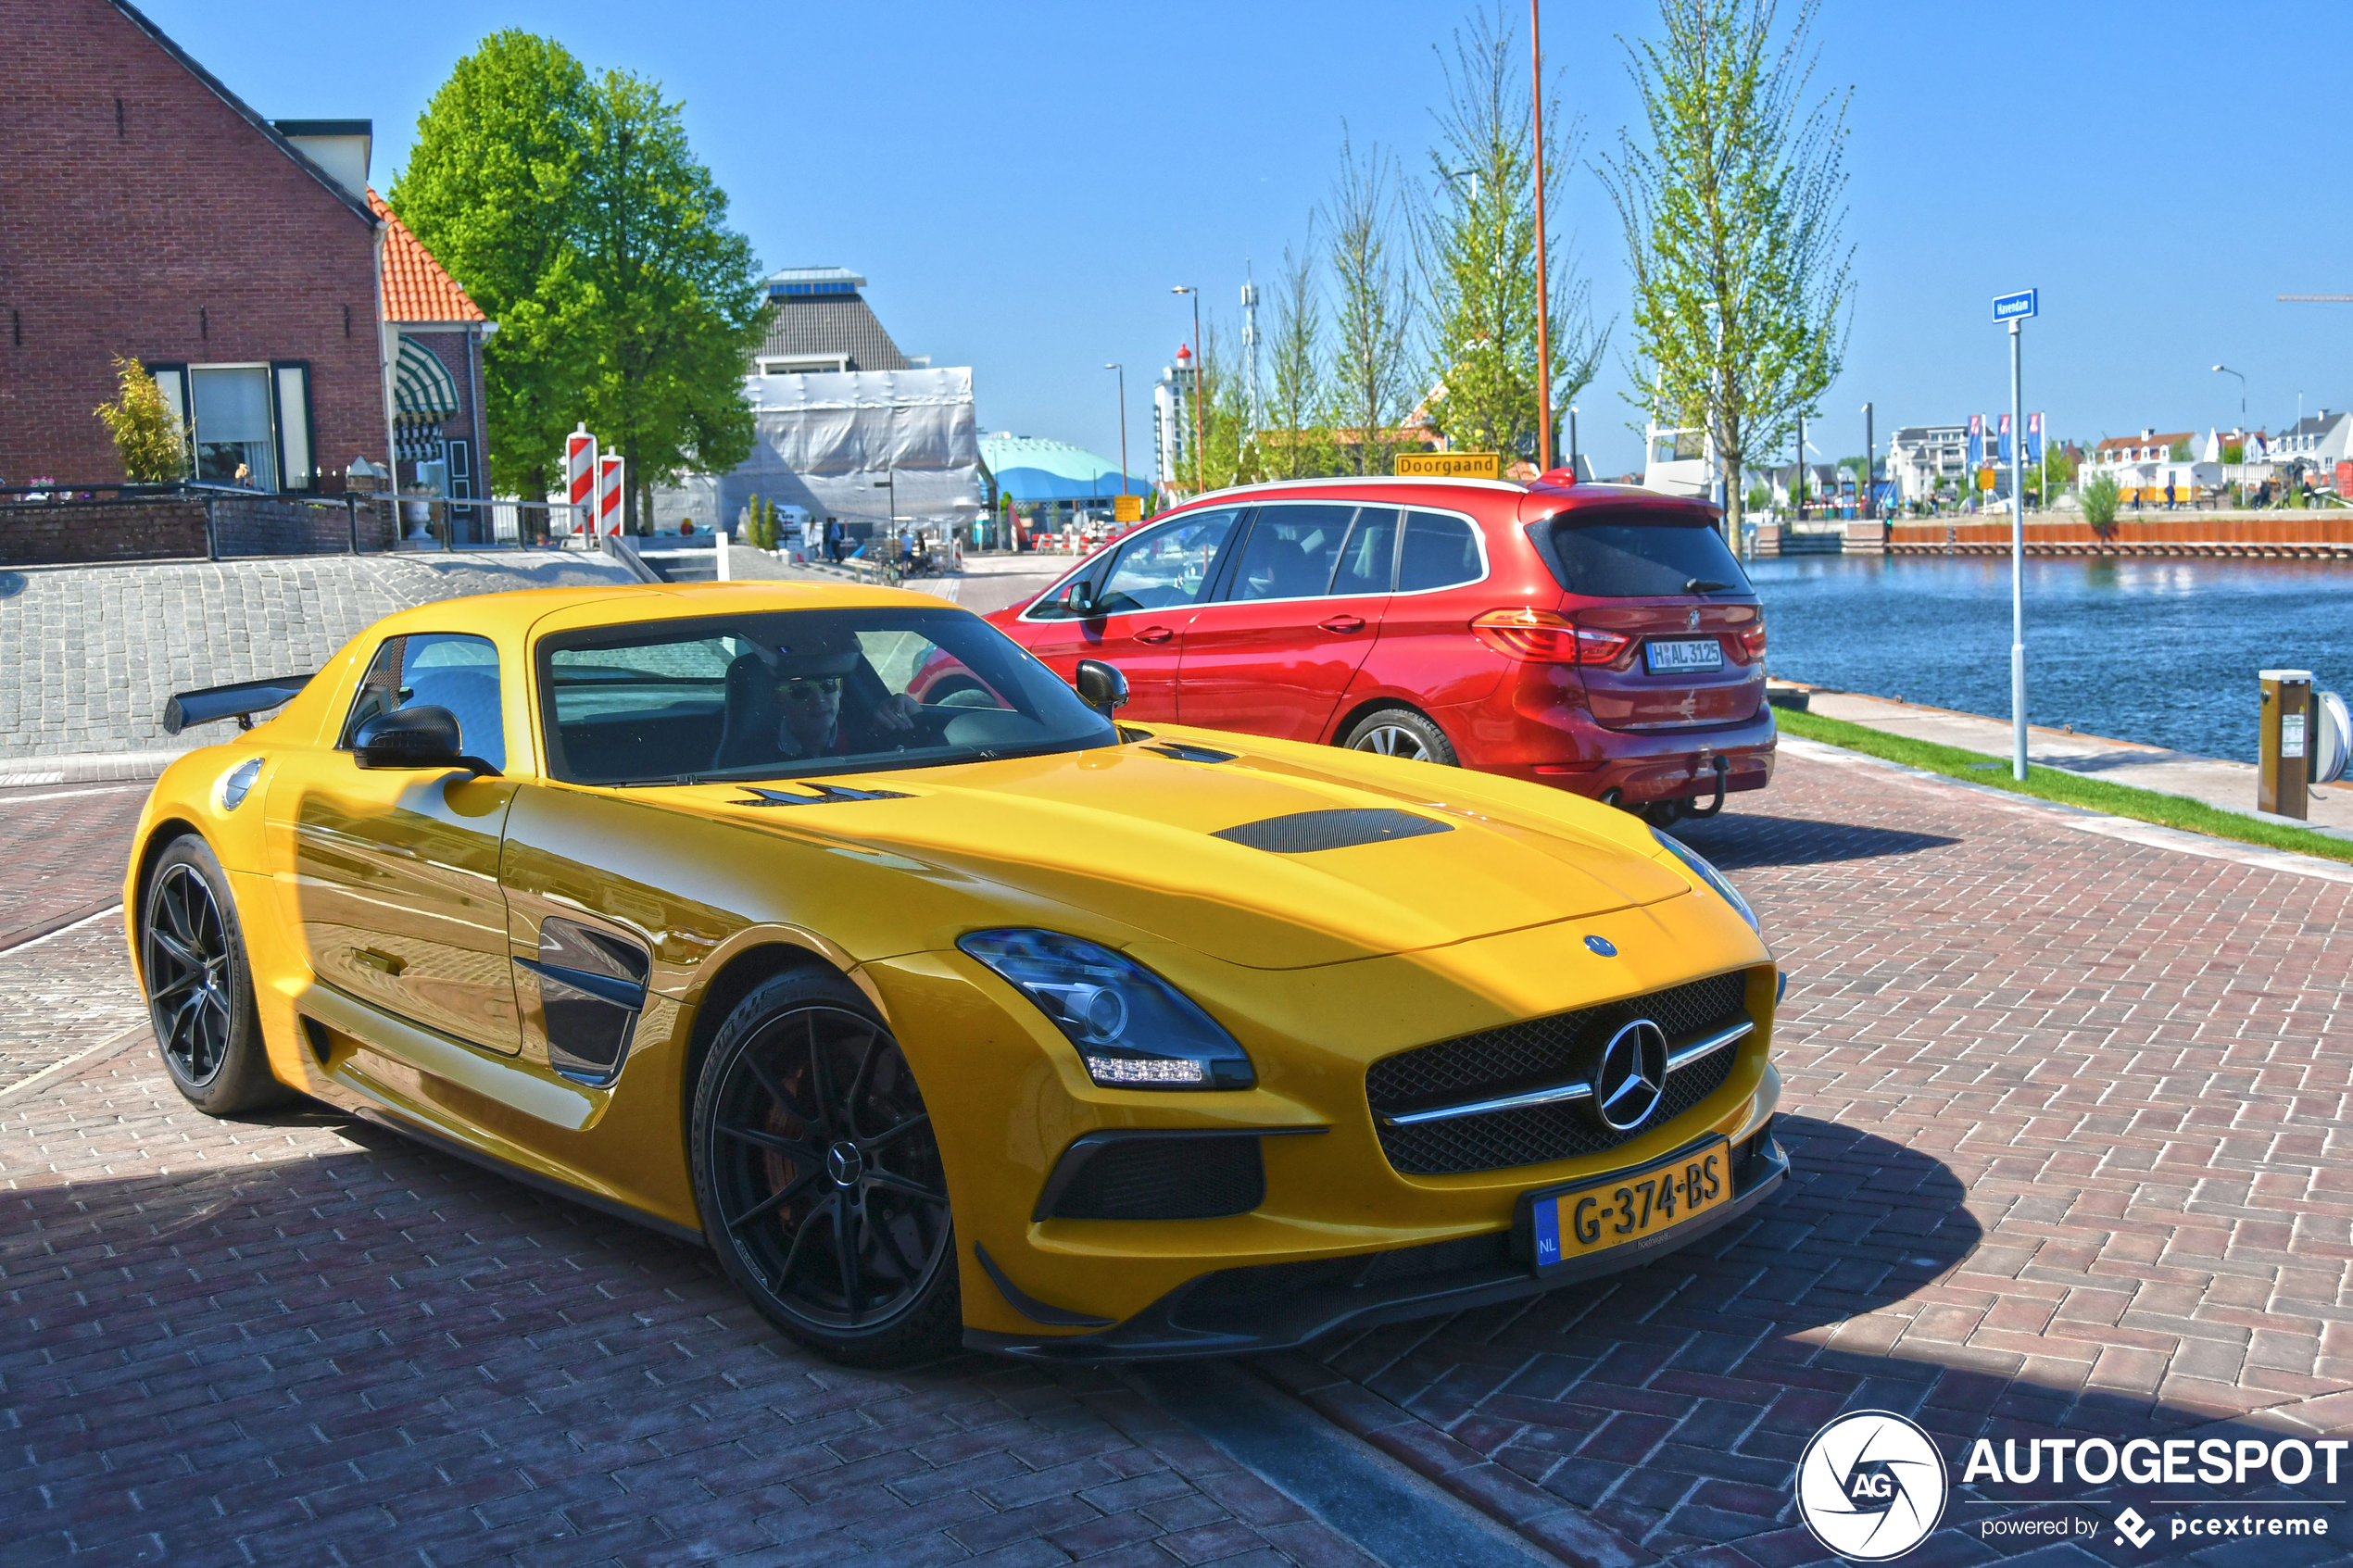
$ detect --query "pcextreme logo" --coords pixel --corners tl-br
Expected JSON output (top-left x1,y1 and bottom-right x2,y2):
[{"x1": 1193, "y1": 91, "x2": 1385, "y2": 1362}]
[{"x1": 1794, "y1": 1411, "x2": 1948, "y2": 1561}]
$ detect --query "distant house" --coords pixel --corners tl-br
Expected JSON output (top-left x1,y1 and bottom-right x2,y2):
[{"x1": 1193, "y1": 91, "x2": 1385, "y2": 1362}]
[
  {"x1": 371, "y1": 191, "x2": 492, "y2": 531},
  {"x1": 1886, "y1": 423, "x2": 1969, "y2": 508},
  {"x1": 2085, "y1": 428, "x2": 2216, "y2": 503},
  {"x1": 2268, "y1": 409, "x2": 2351, "y2": 475},
  {"x1": 0, "y1": 1, "x2": 402, "y2": 490}
]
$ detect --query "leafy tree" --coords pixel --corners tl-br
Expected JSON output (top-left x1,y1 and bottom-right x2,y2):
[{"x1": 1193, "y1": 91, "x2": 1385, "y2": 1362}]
[
  {"x1": 2221, "y1": 441, "x2": 2246, "y2": 465},
  {"x1": 1265, "y1": 225, "x2": 1337, "y2": 479},
  {"x1": 94, "y1": 356, "x2": 185, "y2": 483},
  {"x1": 1416, "y1": 6, "x2": 1606, "y2": 466},
  {"x1": 1187, "y1": 318, "x2": 1263, "y2": 493},
  {"x1": 1324, "y1": 131, "x2": 1415, "y2": 475},
  {"x1": 571, "y1": 70, "x2": 769, "y2": 531},
  {"x1": 2168, "y1": 438, "x2": 2193, "y2": 462},
  {"x1": 389, "y1": 32, "x2": 597, "y2": 504},
  {"x1": 2081, "y1": 471, "x2": 2120, "y2": 536},
  {"x1": 1598, "y1": 0, "x2": 1853, "y2": 542}
]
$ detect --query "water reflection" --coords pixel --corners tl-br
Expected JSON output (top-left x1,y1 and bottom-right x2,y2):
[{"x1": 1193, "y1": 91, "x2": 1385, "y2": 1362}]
[{"x1": 1750, "y1": 555, "x2": 2350, "y2": 759}]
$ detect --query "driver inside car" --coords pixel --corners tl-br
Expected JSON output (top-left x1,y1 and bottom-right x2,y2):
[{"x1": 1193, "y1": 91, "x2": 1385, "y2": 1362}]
[{"x1": 712, "y1": 627, "x2": 925, "y2": 771}]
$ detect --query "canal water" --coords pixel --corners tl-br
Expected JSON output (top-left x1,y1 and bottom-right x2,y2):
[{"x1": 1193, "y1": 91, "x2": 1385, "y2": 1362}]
[{"x1": 1748, "y1": 555, "x2": 2349, "y2": 761}]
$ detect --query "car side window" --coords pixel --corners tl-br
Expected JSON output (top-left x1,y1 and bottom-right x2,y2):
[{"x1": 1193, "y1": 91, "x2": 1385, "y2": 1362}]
[
  {"x1": 1329, "y1": 507, "x2": 1403, "y2": 596},
  {"x1": 1090, "y1": 508, "x2": 1243, "y2": 615},
  {"x1": 339, "y1": 633, "x2": 506, "y2": 770},
  {"x1": 1222, "y1": 504, "x2": 1354, "y2": 603},
  {"x1": 1397, "y1": 510, "x2": 1484, "y2": 593}
]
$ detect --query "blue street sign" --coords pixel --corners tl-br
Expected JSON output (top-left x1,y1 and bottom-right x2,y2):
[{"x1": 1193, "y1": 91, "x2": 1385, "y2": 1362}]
[{"x1": 1993, "y1": 289, "x2": 2037, "y2": 322}]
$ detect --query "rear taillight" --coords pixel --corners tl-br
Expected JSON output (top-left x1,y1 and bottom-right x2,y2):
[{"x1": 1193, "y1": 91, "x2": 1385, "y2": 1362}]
[
  {"x1": 1470, "y1": 608, "x2": 1630, "y2": 665},
  {"x1": 1739, "y1": 624, "x2": 1767, "y2": 659}
]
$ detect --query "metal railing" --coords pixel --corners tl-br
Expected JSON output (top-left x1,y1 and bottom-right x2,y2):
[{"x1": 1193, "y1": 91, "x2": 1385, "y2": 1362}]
[{"x1": 0, "y1": 483, "x2": 590, "y2": 566}]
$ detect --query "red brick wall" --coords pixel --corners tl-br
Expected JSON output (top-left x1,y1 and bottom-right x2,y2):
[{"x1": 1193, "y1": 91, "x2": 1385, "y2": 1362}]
[{"x1": 0, "y1": 0, "x2": 388, "y2": 487}]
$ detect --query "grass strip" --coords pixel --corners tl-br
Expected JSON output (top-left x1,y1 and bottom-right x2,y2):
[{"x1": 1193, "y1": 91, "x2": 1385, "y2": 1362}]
[{"x1": 1773, "y1": 704, "x2": 2353, "y2": 865}]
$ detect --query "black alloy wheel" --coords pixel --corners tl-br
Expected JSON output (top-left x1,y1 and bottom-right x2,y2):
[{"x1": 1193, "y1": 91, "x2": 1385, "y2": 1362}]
[
  {"x1": 140, "y1": 835, "x2": 286, "y2": 1115},
  {"x1": 694, "y1": 972, "x2": 959, "y2": 1365},
  {"x1": 146, "y1": 860, "x2": 234, "y2": 1085}
]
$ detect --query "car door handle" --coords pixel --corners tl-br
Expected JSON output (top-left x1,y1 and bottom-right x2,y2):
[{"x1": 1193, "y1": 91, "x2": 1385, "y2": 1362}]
[
  {"x1": 1135, "y1": 625, "x2": 1176, "y2": 645},
  {"x1": 1318, "y1": 615, "x2": 1366, "y2": 633}
]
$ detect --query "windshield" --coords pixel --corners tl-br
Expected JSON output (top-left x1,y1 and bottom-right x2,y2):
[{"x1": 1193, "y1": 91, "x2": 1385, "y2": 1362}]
[
  {"x1": 538, "y1": 606, "x2": 1119, "y2": 785},
  {"x1": 1528, "y1": 507, "x2": 1753, "y2": 598}
]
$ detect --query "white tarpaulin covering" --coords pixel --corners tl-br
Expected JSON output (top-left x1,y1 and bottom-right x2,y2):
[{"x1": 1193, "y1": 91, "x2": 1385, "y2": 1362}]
[{"x1": 714, "y1": 368, "x2": 984, "y2": 530}]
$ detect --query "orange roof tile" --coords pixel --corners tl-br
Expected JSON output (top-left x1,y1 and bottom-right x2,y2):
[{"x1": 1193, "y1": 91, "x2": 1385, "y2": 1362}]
[{"x1": 368, "y1": 189, "x2": 485, "y2": 323}]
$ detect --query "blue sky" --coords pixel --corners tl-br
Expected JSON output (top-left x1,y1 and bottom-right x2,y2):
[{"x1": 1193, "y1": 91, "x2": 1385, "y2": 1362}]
[{"x1": 146, "y1": 0, "x2": 2350, "y2": 478}]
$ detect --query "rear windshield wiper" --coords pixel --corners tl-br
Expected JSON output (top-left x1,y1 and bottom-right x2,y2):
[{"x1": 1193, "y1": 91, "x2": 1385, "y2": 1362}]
[{"x1": 1684, "y1": 578, "x2": 1734, "y2": 594}]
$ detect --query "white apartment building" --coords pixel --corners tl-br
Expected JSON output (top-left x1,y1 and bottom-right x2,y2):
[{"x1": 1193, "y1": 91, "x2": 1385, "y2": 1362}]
[
  {"x1": 2268, "y1": 409, "x2": 2351, "y2": 474},
  {"x1": 1152, "y1": 345, "x2": 1198, "y2": 494},
  {"x1": 2084, "y1": 428, "x2": 2216, "y2": 503},
  {"x1": 1886, "y1": 423, "x2": 1969, "y2": 507}
]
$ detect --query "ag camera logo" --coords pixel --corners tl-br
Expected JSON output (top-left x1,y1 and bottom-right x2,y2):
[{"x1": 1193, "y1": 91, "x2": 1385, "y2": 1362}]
[{"x1": 1796, "y1": 1411, "x2": 1948, "y2": 1560}]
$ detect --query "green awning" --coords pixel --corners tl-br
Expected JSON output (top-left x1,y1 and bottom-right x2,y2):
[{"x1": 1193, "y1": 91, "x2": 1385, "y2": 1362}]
[{"x1": 393, "y1": 333, "x2": 460, "y2": 422}]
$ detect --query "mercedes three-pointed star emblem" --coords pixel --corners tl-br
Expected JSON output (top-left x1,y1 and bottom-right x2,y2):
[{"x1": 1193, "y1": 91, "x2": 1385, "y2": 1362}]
[{"x1": 1590, "y1": 1019, "x2": 1669, "y2": 1133}]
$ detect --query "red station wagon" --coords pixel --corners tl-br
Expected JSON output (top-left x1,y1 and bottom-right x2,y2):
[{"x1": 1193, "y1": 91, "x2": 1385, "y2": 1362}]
[{"x1": 984, "y1": 471, "x2": 1774, "y2": 822}]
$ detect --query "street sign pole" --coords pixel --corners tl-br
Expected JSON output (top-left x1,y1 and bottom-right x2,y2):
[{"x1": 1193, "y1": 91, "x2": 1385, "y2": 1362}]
[{"x1": 1994, "y1": 288, "x2": 2036, "y2": 781}]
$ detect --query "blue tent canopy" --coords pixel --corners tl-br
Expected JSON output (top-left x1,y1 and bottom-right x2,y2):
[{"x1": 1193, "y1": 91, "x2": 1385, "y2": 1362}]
[{"x1": 980, "y1": 435, "x2": 1151, "y2": 503}]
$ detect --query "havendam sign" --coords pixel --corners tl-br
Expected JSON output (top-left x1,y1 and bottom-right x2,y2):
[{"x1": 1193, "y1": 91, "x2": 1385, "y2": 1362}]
[{"x1": 1993, "y1": 289, "x2": 2038, "y2": 322}]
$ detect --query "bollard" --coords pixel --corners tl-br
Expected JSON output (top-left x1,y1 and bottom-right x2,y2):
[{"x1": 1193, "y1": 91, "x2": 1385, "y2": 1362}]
[{"x1": 2259, "y1": 669, "x2": 2313, "y2": 819}]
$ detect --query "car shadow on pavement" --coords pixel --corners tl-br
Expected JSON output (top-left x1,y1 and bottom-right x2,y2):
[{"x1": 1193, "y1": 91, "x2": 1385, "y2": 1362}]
[{"x1": 1672, "y1": 811, "x2": 1959, "y2": 870}]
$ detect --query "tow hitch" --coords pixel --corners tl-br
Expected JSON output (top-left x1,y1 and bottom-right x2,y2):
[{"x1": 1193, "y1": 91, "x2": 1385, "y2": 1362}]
[{"x1": 1684, "y1": 756, "x2": 1730, "y2": 819}]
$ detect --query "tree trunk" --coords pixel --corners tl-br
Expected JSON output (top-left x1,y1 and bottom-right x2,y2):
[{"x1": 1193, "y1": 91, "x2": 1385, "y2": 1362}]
[{"x1": 1719, "y1": 449, "x2": 1743, "y2": 548}]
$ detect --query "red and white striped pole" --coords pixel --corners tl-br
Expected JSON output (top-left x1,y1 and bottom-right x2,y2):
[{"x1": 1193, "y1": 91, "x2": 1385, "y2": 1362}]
[
  {"x1": 595, "y1": 454, "x2": 624, "y2": 540},
  {"x1": 565, "y1": 425, "x2": 597, "y2": 543}
]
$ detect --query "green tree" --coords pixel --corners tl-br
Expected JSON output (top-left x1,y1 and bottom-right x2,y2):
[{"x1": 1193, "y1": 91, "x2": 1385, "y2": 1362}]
[
  {"x1": 1598, "y1": 0, "x2": 1853, "y2": 541},
  {"x1": 389, "y1": 31, "x2": 597, "y2": 505},
  {"x1": 571, "y1": 70, "x2": 769, "y2": 532},
  {"x1": 1324, "y1": 131, "x2": 1415, "y2": 475},
  {"x1": 2081, "y1": 471, "x2": 2120, "y2": 537},
  {"x1": 1417, "y1": 6, "x2": 1606, "y2": 466},
  {"x1": 2221, "y1": 441, "x2": 2246, "y2": 465},
  {"x1": 1265, "y1": 226, "x2": 1337, "y2": 479},
  {"x1": 2168, "y1": 438, "x2": 2193, "y2": 462},
  {"x1": 93, "y1": 356, "x2": 186, "y2": 483}
]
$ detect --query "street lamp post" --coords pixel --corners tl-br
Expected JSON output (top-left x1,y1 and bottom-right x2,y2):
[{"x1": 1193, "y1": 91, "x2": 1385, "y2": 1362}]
[
  {"x1": 1529, "y1": 0, "x2": 1552, "y2": 474},
  {"x1": 1104, "y1": 363, "x2": 1129, "y2": 508},
  {"x1": 1568, "y1": 406, "x2": 1579, "y2": 478},
  {"x1": 1172, "y1": 286, "x2": 1202, "y2": 497},
  {"x1": 1861, "y1": 402, "x2": 1874, "y2": 521},
  {"x1": 2212, "y1": 363, "x2": 2246, "y2": 425}
]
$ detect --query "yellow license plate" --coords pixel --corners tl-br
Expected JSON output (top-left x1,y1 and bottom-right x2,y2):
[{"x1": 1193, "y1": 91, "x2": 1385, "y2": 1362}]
[{"x1": 1524, "y1": 1139, "x2": 1730, "y2": 1272}]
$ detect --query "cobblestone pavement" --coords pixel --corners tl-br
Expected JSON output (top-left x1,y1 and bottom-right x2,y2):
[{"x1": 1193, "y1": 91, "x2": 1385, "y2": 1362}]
[
  {"x1": 0, "y1": 781, "x2": 148, "y2": 949},
  {"x1": 0, "y1": 552, "x2": 635, "y2": 759},
  {"x1": 5, "y1": 749, "x2": 2351, "y2": 1565}
]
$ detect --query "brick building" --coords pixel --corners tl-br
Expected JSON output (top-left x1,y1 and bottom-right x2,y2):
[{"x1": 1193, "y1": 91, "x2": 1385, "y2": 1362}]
[{"x1": 0, "y1": 0, "x2": 480, "y2": 498}]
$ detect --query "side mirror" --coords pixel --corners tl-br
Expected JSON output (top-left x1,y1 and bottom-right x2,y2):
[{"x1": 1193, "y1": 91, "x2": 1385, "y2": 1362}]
[
  {"x1": 1074, "y1": 659, "x2": 1129, "y2": 720},
  {"x1": 352, "y1": 706, "x2": 498, "y2": 775}
]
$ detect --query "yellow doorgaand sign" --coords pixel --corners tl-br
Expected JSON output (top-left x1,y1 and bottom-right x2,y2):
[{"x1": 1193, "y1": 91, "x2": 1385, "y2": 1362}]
[
  {"x1": 1396, "y1": 452, "x2": 1503, "y2": 480},
  {"x1": 1113, "y1": 494, "x2": 1143, "y2": 523}
]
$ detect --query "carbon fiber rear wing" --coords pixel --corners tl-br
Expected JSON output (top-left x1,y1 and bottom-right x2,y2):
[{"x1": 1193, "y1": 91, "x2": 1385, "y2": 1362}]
[{"x1": 161, "y1": 673, "x2": 316, "y2": 735}]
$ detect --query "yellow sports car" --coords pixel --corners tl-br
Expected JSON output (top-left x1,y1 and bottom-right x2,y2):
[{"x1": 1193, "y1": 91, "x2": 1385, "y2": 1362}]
[{"x1": 127, "y1": 583, "x2": 1785, "y2": 1365}]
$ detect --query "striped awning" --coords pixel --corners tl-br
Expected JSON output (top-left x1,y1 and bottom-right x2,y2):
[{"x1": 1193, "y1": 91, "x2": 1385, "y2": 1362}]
[{"x1": 393, "y1": 333, "x2": 460, "y2": 423}]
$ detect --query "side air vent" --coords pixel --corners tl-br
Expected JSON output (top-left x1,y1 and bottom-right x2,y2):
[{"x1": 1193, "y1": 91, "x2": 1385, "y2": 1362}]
[
  {"x1": 1212, "y1": 808, "x2": 1451, "y2": 854},
  {"x1": 1147, "y1": 743, "x2": 1239, "y2": 764},
  {"x1": 1036, "y1": 1132, "x2": 1269, "y2": 1221}
]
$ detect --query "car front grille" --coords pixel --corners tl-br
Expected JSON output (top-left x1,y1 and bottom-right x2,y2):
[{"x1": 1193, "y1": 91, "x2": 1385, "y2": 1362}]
[{"x1": 1365, "y1": 971, "x2": 1752, "y2": 1176}]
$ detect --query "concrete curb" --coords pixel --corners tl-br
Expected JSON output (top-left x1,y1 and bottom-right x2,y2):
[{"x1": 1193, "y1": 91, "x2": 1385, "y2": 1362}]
[{"x1": 0, "y1": 749, "x2": 186, "y2": 786}]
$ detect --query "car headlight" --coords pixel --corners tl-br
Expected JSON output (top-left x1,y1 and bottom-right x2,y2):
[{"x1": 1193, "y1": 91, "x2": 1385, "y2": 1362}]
[
  {"x1": 1652, "y1": 828, "x2": 1758, "y2": 933},
  {"x1": 958, "y1": 929, "x2": 1255, "y2": 1089}
]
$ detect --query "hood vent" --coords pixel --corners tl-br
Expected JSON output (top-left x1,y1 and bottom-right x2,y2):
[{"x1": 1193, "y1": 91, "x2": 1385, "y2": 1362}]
[{"x1": 1212, "y1": 808, "x2": 1452, "y2": 854}]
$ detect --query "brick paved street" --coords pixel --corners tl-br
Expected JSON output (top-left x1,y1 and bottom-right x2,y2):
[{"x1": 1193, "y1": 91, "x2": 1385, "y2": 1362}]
[
  {"x1": 3, "y1": 748, "x2": 2350, "y2": 1565},
  {"x1": 0, "y1": 782, "x2": 147, "y2": 949}
]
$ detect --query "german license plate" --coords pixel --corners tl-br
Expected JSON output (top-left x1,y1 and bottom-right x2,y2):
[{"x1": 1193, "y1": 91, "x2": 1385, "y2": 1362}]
[
  {"x1": 1644, "y1": 637, "x2": 1723, "y2": 674},
  {"x1": 1519, "y1": 1139, "x2": 1730, "y2": 1273}
]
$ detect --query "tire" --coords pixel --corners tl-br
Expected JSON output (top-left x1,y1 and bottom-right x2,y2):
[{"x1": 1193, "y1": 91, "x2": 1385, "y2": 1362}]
[
  {"x1": 690, "y1": 969, "x2": 961, "y2": 1366},
  {"x1": 1342, "y1": 707, "x2": 1458, "y2": 766},
  {"x1": 139, "y1": 834, "x2": 288, "y2": 1115}
]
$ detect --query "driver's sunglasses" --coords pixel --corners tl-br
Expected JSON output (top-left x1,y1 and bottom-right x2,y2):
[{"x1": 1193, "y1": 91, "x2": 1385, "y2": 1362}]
[{"x1": 775, "y1": 675, "x2": 841, "y2": 700}]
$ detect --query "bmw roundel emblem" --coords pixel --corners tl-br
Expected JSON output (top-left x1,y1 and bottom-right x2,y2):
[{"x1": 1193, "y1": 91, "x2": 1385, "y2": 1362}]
[{"x1": 1584, "y1": 935, "x2": 1617, "y2": 957}]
